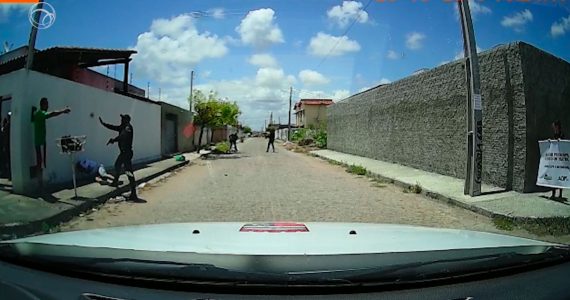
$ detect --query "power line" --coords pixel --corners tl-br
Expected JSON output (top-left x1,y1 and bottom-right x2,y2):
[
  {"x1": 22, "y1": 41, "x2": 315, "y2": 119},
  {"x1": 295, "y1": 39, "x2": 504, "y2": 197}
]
[{"x1": 316, "y1": 0, "x2": 373, "y2": 69}]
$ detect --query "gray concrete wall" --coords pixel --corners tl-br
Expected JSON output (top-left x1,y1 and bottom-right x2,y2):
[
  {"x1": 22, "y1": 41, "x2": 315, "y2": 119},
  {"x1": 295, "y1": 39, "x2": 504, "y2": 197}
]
[
  {"x1": 327, "y1": 42, "x2": 556, "y2": 192},
  {"x1": 520, "y1": 43, "x2": 570, "y2": 191},
  {"x1": 160, "y1": 102, "x2": 194, "y2": 155}
]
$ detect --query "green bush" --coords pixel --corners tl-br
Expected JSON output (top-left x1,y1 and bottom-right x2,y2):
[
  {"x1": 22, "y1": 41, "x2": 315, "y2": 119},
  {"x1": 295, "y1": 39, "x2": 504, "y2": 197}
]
[
  {"x1": 214, "y1": 141, "x2": 230, "y2": 154},
  {"x1": 346, "y1": 164, "x2": 367, "y2": 175},
  {"x1": 314, "y1": 129, "x2": 327, "y2": 148},
  {"x1": 292, "y1": 128, "x2": 309, "y2": 142}
]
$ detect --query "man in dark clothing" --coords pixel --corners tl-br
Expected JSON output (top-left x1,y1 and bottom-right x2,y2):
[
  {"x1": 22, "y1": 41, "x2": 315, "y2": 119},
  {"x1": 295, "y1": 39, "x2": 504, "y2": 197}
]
[
  {"x1": 266, "y1": 128, "x2": 276, "y2": 152},
  {"x1": 100, "y1": 114, "x2": 140, "y2": 202},
  {"x1": 229, "y1": 132, "x2": 238, "y2": 152},
  {"x1": 550, "y1": 120, "x2": 565, "y2": 199}
]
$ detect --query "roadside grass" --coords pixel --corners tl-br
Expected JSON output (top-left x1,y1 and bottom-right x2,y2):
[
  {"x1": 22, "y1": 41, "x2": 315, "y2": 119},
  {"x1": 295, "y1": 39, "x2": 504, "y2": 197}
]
[
  {"x1": 403, "y1": 183, "x2": 423, "y2": 194},
  {"x1": 346, "y1": 164, "x2": 367, "y2": 176},
  {"x1": 493, "y1": 216, "x2": 514, "y2": 231},
  {"x1": 41, "y1": 222, "x2": 60, "y2": 234}
]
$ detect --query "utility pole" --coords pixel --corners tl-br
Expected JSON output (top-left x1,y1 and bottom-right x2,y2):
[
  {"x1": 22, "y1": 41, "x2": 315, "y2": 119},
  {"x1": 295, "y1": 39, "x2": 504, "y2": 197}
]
[
  {"x1": 458, "y1": 0, "x2": 483, "y2": 196},
  {"x1": 130, "y1": 72, "x2": 133, "y2": 84},
  {"x1": 25, "y1": 0, "x2": 44, "y2": 70},
  {"x1": 288, "y1": 86, "x2": 293, "y2": 141},
  {"x1": 147, "y1": 82, "x2": 150, "y2": 99},
  {"x1": 189, "y1": 70, "x2": 194, "y2": 112},
  {"x1": 158, "y1": 88, "x2": 161, "y2": 101}
]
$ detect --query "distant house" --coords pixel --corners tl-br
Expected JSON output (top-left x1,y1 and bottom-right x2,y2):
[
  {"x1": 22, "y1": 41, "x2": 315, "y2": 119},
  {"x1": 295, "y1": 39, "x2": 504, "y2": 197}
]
[{"x1": 294, "y1": 99, "x2": 334, "y2": 129}]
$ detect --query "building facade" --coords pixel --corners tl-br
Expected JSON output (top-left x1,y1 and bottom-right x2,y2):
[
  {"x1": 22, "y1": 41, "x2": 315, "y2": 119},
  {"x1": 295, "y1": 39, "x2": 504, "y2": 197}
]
[{"x1": 294, "y1": 99, "x2": 334, "y2": 129}]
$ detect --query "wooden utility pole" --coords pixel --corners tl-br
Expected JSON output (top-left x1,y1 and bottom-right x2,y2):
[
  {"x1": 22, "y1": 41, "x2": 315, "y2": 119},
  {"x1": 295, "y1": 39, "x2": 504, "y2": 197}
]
[
  {"x1": 288, "y1": 86, "x2": 293, "y2": 141},
  {"x1": 189, "y1": 70, "x2": 194, "y2": 112},
  {"x1": 458, "y1": 0, "x2": 483, "y2": 196}
]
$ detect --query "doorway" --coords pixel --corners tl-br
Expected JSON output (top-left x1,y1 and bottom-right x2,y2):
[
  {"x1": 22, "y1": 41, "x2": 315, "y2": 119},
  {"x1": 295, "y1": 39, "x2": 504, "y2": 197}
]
[{"x1": 0, "y1": 95, "x2": 12, "y2": 190}]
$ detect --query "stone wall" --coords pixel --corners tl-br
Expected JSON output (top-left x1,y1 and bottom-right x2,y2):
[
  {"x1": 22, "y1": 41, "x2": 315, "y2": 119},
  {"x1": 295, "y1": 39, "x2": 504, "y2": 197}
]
[
  {"x1": 520, "y1": 43, "x2": 570, "y2": 191},
  {"x1": 328, "y1": 42, "x2": 570, "y2": 192}
]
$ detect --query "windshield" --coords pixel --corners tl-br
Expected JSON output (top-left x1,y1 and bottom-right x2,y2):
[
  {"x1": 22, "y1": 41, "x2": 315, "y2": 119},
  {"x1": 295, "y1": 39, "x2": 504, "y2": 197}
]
[{"x1": 1, "y1": 0, "x2": 570, "y2": 285}]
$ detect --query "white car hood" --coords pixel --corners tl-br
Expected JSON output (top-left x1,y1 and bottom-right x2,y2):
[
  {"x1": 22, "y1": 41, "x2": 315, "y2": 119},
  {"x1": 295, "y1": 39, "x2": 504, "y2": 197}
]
[{"x1": 6, "y1": 222, "x2": 557, "y2": 255}]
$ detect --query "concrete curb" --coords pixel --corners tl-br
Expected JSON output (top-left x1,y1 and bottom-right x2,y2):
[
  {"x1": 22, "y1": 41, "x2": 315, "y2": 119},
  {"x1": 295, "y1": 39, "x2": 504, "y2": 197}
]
[
  {"x1": 0, "y1": 160, "x2": 190, "y2": 239},
  {"x1": 311, "y1": 152, "x2": 570, "y2": 229}
]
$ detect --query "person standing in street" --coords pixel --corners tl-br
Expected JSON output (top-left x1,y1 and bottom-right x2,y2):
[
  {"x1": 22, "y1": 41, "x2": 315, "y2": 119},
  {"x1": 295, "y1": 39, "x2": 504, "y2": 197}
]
[
  {"x1": 229, "y1": 132, "x2": 238, "y2": 152},
  {"x1": 100, "y1": 114, "x2": 141, "y2": 202},
  {"x1": 266, "y1": 127, "x2": 276, "y2": 152},
  {"x1": 31, "y1": 98, "x2": 71, "y2": 189},
  {"x1": 550, "y1": 120, "x2": 565, "y2": 199}
]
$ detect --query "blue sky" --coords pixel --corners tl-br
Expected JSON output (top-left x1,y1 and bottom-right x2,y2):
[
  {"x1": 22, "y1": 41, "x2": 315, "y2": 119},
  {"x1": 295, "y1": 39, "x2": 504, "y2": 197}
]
[{"x1": 1, "y1": 0, "x2": 569, "y2": 129}]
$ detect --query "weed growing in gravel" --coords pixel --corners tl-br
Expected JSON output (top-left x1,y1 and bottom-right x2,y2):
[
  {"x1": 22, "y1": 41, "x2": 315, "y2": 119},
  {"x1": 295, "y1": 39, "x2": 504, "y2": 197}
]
[
  {"x1": 403, "y1": 183, "x2": 423, "y2": 194},
  {"x1": 346, "y1": 164, "x2": 367, "y2": 175},
  {"x1": 493, "y1": 216, "x2": 514, "y2": 231}
]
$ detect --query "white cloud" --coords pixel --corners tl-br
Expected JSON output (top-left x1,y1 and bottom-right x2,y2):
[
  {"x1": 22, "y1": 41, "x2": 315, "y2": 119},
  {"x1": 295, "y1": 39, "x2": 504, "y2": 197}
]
[
  {"x1": 331, "y1": 89, "x2": 350, "y2": 100},
  {"x1": 299, "y1": 69, "x2": 330, "y2": 86},
  {"x1": 358, "y1": 78, "x2": 391, "y2": 92},
  {"x1": 405, "y1": 32, "x2": 426, "y2": 50},
  {"x1": 131, "y1": 14, "x2": 228, "y2": 107},
  {"x1": 501, "y1": 9, "x2": 533, "y2": 32},
  {"x1": 255, "y1": 67, "x2": 295, "y2": 88},
  {"x1": 551, "y1": 14, "x2": 570, "y2": 38},
  {"x1": 453, "y1": 46, "x2": 483, "y2": 60},
  {"x1": 308, "y1": 32, "x2": 361, "y2": 57},
  {"x1": 454, "y1": 0, "x2": 492, "y2": 20},
  {"x1": 210, "y1": 8, "x2": 225, "y2": 19},
  {"x1": 386, "y1": 50, "x2": 401, "y2": 60},
  {"x1": 0, "y1": 3, "x2": 31, "y2": 22},
  {"x1": 327, "y1": 1, "x2": 369, "y2": 28},
  {"x1": 248, "y1": 53, "x2": 278, "y2": 68},
  {"x1": 236, "y1": 8, "x2": 284, "y2": 49}
]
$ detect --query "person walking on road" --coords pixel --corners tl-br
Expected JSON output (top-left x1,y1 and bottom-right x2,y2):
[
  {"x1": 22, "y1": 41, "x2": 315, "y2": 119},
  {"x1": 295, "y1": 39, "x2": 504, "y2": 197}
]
[
  {"x1": 550, "y1": 120, "x2": 565, "y2": 199},
  {"x1": 100, "y1": 114, "x2": 141, "y2": 202},
  {"x1": 266, "y1": 127, "x2": 276, "y2": 153}
]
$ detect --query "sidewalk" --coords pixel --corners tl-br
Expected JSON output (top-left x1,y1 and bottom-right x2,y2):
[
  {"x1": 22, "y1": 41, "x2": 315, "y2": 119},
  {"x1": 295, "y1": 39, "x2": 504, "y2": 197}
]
[
  {"x1": 311, "y1": 150, "x2": 570, "y2": 223},
  {"x1": 0, "y1": 152, "x2": 202, "y2": 239}
]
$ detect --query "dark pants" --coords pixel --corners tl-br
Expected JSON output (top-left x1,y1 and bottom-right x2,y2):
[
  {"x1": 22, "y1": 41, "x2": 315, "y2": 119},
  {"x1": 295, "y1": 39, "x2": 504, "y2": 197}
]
[
  {"x1": 230, "y1": 140, "x2": 238, "y2": 151},
  {"x1": 114, "y1": 150, "x2": 136, "y2": 198},
  {"x1": 267, "y1": 139, "x2": 275, "y2": 152}
]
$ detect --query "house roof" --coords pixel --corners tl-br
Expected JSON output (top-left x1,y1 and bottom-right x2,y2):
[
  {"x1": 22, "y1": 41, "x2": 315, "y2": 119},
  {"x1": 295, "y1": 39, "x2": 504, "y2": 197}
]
[
  {"x1": 294, "y1": 99, "x2": 334, "y2": 110},
  {"x1": 0, "y1": 46, "x2": 137, "y2": 75}
]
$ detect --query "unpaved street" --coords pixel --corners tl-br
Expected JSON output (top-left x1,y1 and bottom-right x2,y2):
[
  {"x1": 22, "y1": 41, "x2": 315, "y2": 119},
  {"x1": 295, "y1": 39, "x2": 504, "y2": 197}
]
[{"x1": 61, "y1": 138, "x2": 555, "y2": 242}]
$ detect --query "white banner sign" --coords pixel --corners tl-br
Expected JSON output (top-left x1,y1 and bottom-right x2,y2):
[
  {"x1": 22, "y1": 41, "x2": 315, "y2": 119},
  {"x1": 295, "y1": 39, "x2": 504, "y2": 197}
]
[{"x1": 537, "y1": 140, "x2": 570, "y2": 189}]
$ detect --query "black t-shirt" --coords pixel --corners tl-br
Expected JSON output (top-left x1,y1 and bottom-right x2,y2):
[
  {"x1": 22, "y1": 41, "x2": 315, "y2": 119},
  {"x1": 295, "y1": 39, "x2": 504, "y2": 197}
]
[{"x1": 117, "y1": 124, "x2": 134, "y2": 152}]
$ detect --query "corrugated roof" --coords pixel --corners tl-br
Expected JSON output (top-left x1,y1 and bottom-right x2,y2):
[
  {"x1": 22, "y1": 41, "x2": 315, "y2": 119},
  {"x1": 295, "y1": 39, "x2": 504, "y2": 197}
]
[{"x1": 0, "y1": 46, "x2": 137, "y2": 75}]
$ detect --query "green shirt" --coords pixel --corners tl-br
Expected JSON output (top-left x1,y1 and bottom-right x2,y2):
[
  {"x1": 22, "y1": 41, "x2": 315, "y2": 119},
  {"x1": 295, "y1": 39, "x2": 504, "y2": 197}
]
[{"x1": 33, "y1": 110, "x2": 48, "y2": 146}]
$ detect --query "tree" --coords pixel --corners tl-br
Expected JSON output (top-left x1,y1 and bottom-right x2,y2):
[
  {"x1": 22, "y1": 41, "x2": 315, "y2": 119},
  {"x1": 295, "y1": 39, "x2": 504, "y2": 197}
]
[
  {"x1": 243, "y1": 126, "x2": 252, "y2": 135},
  {"x1": 190, "y1": 90, "x2": 242, "y2": 151},
  {"x1": 190, "y1": 90, "x2": 220, "y2": 152}
]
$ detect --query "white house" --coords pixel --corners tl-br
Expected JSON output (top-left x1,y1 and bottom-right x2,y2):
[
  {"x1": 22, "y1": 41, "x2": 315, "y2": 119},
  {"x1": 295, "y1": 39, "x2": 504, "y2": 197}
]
[{"x1": 0, "y1": 46, "x2": 161, "y2": 194}]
